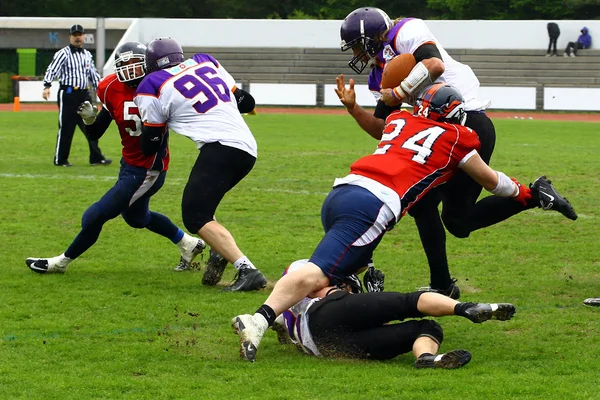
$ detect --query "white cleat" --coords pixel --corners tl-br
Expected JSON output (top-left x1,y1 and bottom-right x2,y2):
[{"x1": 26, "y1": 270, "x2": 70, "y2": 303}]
[
  {"x1": 174, "y1": 238, "x2": 206, "y2": 271},
  {"x1": 583, "y1": 298, "x2": 600, "y2": 307},
  {"x1": 232, "y1": 314, "x2": 268, "y2": 362},
  {"x1": 26, "y1": 258, "x2": 67, "y2": 274}
]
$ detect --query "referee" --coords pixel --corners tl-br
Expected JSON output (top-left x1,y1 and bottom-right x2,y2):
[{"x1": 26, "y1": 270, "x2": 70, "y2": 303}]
[{"x1": 42, "y1": 24, "x2": 111, "y2": 167}]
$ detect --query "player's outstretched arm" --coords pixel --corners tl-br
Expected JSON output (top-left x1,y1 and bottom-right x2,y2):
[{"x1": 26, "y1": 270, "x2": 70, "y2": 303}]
[
  {"x1": 461, "y1": 153, "x2": 531, "y2": 206},
  {"x1": 140, "y1": 124, "x2": 166, "y2": 156},
  {"x1": 336, "y1": 74, "x2": 385, "y2": 140}
]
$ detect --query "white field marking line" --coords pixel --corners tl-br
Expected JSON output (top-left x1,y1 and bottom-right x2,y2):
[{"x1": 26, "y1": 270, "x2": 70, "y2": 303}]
[
  {"x1": 1, "y1": 173, "x2": 593, "y2": 218},
  {"x1": 0, "y1": 173, "x2": 331, "y2": 196}
]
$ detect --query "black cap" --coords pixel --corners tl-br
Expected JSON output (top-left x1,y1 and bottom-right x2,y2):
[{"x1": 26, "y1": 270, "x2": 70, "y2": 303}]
[{"x1": 70, "y1": 24, "x2": 84, "y2": 35}]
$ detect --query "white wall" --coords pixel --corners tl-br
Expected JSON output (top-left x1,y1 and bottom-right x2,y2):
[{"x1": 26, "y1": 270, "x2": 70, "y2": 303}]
[
  {"x1": 104, "y1": 18, "x2": 600, "y2": 76},
  {"x1": 124, "y1": 18, "x2": 598, "y2": 50}
]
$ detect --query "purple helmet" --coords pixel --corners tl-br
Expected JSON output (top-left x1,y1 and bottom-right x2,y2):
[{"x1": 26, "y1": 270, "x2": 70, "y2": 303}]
[
  {"x1": 145, "y1": 37, "x2": 185, "y2": 73},
  {"x1": 340, "y1": 7, "x2": 392, "y2": 74}
]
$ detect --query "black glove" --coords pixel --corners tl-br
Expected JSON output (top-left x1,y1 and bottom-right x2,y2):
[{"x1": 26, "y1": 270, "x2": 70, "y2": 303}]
[{"x1": 364, "y1": 266, "x2": 385, "y2": 292}]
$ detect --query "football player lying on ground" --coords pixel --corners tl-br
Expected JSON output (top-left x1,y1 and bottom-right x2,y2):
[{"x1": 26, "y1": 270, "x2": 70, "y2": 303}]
[
  {"x1": 25, "y1": 41, "x2": 206, "y2": 274},
  {"x1": 270, "y1": 259, "x2": 515, "y2": 369},
  {"x1": 336, "y1": 7, "x2": 577, "y2": 300},
  {"x1": 232, "y1": 83, "x2": 575, "y2": 362}
]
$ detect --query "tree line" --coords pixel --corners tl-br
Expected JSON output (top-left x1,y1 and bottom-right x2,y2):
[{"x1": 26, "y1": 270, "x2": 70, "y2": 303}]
[{"x1": 1, "y1": 0, "x2": 598, "y2": 20}]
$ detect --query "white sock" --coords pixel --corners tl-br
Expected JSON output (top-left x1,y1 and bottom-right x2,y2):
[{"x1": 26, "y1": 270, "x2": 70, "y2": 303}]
[
  {"x1": 233, "y1": 256, "x2": 256, "y2": 270},
  {"x1": 252, "y1": 313, "x2": 269, "y2": 330},
  {"x1": 176, "y1": 233, "x2": 197, "y2": 252},
  {"x1": 53, "y1": 253, "x2": 73, "y2": 267}
]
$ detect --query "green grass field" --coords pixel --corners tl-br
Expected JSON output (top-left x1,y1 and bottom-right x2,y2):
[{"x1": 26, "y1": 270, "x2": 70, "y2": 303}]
[{"x1": 0, "y1": 111, "x2": 598, "y2": 399}]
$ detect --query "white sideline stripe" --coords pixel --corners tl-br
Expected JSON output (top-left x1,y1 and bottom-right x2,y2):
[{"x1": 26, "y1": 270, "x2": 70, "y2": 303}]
[
  {"x1": 0, "y1": 173, "x2": 331, "y2": 196},
  {"x1": 0, "y1": 173, "x2": 593, "y2": 219}
]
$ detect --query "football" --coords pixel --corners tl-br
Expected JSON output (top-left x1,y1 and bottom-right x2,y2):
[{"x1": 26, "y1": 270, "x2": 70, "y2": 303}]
[{"x1": 381, "y1": 53, "x2": 417, "y2": 89}]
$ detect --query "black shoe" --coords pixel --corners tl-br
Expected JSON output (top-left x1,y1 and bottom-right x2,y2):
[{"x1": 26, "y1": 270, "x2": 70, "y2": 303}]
[
  {"x1": 418, "y1": 278, "x2": 461, "y2": 300},
  {"x1": 202, "y1": 249, "x2": 228, "y2": 285},
  {"x1": 222, "y1": 267, "x2": 267, "y2": 292},
  {"x1": 54, "y1": 162, "x2": 74, "y2": 167},
  {"x1": 90, "y1": 158, "x2": 112, "y2": 166},
  {"x1": 462, "y1": 302, "x2": 516, "y2": 323},
  {"x1": 415, "y1": 349, "x2": 472, "y2": 369},
  {"x1": 530, "y1": 176, "x2": 577, "y2": 220}
]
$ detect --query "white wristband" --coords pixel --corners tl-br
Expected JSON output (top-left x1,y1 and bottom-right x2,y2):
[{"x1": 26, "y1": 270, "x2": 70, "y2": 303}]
[
  {"x1": 399, "y1": 62, "x2": 432, "y2": 97},
  {"x1": 490, "y1": 171, "x2": 517, "y2": 197}
]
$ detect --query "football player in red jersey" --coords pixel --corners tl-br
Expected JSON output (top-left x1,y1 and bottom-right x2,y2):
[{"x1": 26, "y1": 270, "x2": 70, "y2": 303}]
[
  {"x1": 336, "y1": 8, "x2": 577, "y2": 299},
  {"x1": 231, "y1": 83, "x2": 571, "y2": 363},
  {"x1": 25, "y1": 42, "x2": 205, "y2": 274}
]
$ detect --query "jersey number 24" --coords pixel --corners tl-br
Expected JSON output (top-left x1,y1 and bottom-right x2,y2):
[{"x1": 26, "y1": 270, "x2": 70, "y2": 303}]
[{"x1": 374, "y1": 118, "x2": 445, "y2": 164}]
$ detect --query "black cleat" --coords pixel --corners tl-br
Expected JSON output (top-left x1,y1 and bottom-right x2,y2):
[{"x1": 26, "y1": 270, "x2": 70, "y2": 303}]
[
  {"x1": 530, "y1": 176, "x2": 577, "y2": 220},
  {"x1": 222, "y1": 267, "x2": 267, "y2": 292},
  {"x1": 202, "y1": 249, "x2": 228, "y2": 285},
  {"x1": 419, "y1": 279, "x2": 461, "y2": 300},
  {"x1": 415, "y1": 349, "x2": 472, "y2": 369},
  {"x1": 90, "y1": 158, "x2": 112, "y2": 166},
  {"x1": 462, "y1": 302, "x2": 516, "y2": 323},
  {"x1": 583, "y1": 298, "x2": 600, "y2": 307}
]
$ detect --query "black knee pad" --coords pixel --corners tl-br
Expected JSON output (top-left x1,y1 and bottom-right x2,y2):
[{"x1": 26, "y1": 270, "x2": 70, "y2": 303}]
[
  {"x1": 442, "y1": 216, "x2": 471, "y2": 239},
  {"x1": 182, "y1": 207, "x2": 213, "y2": 234},
  {"x1": 419, "y1": 320, "x2": 444, "y2": 345}
]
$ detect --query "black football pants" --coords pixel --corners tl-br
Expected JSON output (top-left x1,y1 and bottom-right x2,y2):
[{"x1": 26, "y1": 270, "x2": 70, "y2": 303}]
[
  {"x1": 408, "y1": 112, "x2": 533, "y2": 290},
  {"x1": 54, "y1": 87, "x2": 104, "y2": 165},
  {"x1": 308, "y1": 291, "x2": 443, "y2": 360}
]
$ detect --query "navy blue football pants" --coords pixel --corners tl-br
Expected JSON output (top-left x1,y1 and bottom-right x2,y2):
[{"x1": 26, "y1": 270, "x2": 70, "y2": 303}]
[
  {"x1": 309, "y1": 184, "x2": 395, "y2": 285},
  {"x1": 64, "y1": 159, "x2": 183, "y2": 259}
]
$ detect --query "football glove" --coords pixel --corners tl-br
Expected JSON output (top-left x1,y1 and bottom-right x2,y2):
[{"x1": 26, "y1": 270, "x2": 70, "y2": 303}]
[
  {"x1": 77, "y1": 101, "x2": 98, "y2": 125},
  {"x1": 364, "y1": 266, "x2": 385, "y2": 293},
  {"x1": 511, "y1": 178, "x2": 532, "y2": 206}
]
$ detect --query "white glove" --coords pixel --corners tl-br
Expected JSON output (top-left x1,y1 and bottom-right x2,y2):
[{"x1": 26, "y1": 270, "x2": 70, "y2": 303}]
[{"x1": 77, "y1": 101, "x2": 98, "y2": 125}]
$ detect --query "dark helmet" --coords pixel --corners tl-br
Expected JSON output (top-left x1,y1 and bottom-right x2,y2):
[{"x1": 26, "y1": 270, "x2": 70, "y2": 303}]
[
  {"x1": 413, "y1": 83, "x2": 467, "y2": 125},
  {"x1": 114, "y1": 41, "x2": 147, "y2": 87},
  {"x1": 340, "y1": 7, "x2": 392, "y2": 74},
  {"x1": 336, "y1": 274, "x2": 364, "y2": 294},
  {"x1": 145, "y1": 37, "x2": 185, "y2": 73}
]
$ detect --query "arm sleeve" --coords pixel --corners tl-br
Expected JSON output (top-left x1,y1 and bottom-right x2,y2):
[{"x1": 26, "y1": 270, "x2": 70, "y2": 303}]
[
  {"x1": 83, "y1": 107, "x2": 113, "y2": 141},
  {"x1": 233, "y1": 87, "x2": 255, "y2": 113},
  {"x1": 43, "y1": 50, "x2": 66, "y2": 87},
  {"x1": 140, "y1": 125, "x2": 167, "y2": 156},
  {"x1": 412, "y1": 43, "x2": 442, "y2": 63},
  {"x1": 373, "y1": 100, "x2": 397, "y2": 120}
]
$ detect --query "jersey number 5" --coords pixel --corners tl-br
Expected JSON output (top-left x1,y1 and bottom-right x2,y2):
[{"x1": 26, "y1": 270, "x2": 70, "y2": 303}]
[
  {"x1": 374, "y1": 118, "x2": 445, "y2": 164},
  {"x1": 123, "y1": 101, "x2": 142, "y2": 136}
]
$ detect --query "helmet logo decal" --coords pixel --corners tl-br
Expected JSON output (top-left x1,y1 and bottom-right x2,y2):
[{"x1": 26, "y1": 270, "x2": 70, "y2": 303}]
[{"x1": 157, "y1": 56, "x2": 171, "y2": 68}]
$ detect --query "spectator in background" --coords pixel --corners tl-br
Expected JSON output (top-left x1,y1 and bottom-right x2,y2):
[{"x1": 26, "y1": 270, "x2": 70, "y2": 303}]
[
  {"x1": 42, "y1": 24, "x2": 111, "y2": 167},
  {"x1": 564, "y1": 27, "x2": 592, "y2": 57},
  {"x1": 546, "y1": 22, "x2": 560, "y2": 57}
]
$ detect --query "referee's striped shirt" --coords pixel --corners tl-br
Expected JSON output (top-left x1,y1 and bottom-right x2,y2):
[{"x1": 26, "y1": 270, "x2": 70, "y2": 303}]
[{"x1": 43, "y1": 45, "x2": 100, "y2": 90}]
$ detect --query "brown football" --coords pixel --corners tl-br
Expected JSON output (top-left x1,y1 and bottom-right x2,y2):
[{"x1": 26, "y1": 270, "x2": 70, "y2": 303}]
[{"x1": 381, "y1": 53, "x2": 417, "y2": 89}]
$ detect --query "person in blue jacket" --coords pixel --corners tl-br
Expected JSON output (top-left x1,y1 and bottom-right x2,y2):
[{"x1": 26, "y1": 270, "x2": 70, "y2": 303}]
[{"x1": 564, "y1": 27, "x2": 592, "y2": 57}]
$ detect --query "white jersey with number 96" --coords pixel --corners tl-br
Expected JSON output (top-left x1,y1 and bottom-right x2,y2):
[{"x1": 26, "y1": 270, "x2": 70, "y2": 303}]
[{"x1": 134, "y1": 53, "x2": 257, "y2": 157}]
